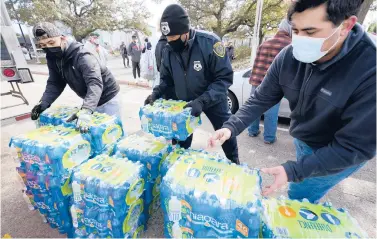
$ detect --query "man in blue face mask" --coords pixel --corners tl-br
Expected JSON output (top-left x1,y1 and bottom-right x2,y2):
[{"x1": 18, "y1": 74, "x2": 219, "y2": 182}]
[
  {"x1": 209, "y1": 0, "x2": 376, "y2": 203},
  {"x1": 31, "y1": 22, "x2": 121, "y2": 133},
  {"x1": 144, "y1": 4, "x2": 239, "y2": 164}
]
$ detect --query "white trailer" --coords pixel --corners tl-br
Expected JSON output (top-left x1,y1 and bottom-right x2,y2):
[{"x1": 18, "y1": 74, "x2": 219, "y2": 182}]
[{"x1": 1, "y1": 0, "x2": 34, "y2": 125}]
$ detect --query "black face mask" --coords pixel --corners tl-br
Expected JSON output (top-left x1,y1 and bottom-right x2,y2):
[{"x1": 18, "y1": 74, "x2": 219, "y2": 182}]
[
  {"x1": 168, "y1": 35, "x2": 187, "y2": 52},
  {"x1": 43, "y1": 46, "x2": 63, "y2": 58}
]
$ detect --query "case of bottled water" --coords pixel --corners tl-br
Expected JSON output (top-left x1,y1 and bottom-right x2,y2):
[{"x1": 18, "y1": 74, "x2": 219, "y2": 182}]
[
  {"x1": 9, "y1": 126, "x2": 93, "y2": 235},
  {"x1": 139, "y1": 99, "x2": 201, "y2": 141},
  {"x1": 261, "y1": 197, "x2": 369, "y2": 238},
  {"x1": 160, "y1": 147, "x2": 231, "y2": 178},
  {"x1": 114, "y1": 131, "x2": 171, "y2": 223},
  {"x1": 38, "y1": 105, "x2": 124, "y2": 155},
  {"x1": 161, "y1": 156, "x2": 262, "y2": 238},
  {"x1": 114, "y1": 131, "x2": 171, "y2": 181},
  {"x1": 70, "y1": 154, "x2": 148, "y2": 238}
]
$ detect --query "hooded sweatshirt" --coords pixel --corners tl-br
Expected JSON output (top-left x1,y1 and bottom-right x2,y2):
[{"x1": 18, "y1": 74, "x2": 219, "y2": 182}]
[
  {"x1": 41, "y1": 41, "x2": 119, "y2": 111},
  {"x1": 223, "y1": 23, "x2": 376, "y2": 182}
]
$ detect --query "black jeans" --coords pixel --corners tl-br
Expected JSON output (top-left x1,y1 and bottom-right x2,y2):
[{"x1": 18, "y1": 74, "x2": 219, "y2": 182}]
[
  {"x1": 122, "y1": 54, "x2": 129, "y2": 67},
  {"x1": 179, "y1": 100, "x2": 239, "y2": 164},
  {"x1": 132, "y1": 61, "x2": 140, "y2": 79}
]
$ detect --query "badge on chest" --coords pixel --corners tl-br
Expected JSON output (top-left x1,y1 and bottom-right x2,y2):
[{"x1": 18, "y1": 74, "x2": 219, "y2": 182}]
[{"x1": 193, "y1": 61, "x2": 202, "y2": 71}]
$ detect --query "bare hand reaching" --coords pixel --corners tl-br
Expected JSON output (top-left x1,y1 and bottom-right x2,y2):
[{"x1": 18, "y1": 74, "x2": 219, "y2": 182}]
[
  {"x1": 208, "y1": 128, "x2": 232, "y2": 148},
  {"x1": 261, "y1": 166, "x2": 288, "y2": 196}
]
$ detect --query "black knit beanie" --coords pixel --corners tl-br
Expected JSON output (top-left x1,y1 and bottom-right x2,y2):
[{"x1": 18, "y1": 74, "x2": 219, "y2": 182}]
[{"x1": 160, "y1": 4, "x2": 189, "y2": 36}]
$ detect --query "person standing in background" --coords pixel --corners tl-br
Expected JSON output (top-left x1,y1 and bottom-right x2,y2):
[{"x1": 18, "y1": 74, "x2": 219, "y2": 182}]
[
  {"x1": 84, "y1": 32, "x2": 109, "y2": 66},
  {"x1": 248, "y1": 19, "x2": 292, "y2": 144},
  {"x1": 141, "y1": 38, "x2": 156, "y2": 87},
  {"x1": 120, "y1": 41, "x2": 130, "y2": 68},
  {"x1": 142, "y1": 38, "x2": 152, "y2": 53},
  {"x1": 128, "y1": 35, "x2": 142, "y2": 80},
  {"x1": 226, "y1": 42, "x2": 235, "y2": 61}
]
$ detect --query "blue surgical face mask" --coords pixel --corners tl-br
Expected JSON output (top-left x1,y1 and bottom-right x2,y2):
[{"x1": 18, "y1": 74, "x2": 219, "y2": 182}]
[{"x1": 292, "y1": 24, "x2": 342, "y2": 63}]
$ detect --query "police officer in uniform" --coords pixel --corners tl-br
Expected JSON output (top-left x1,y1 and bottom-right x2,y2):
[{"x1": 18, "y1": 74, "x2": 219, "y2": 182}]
[{"x1": 144, "y1": 4, "x2": 239, "y2": 164}]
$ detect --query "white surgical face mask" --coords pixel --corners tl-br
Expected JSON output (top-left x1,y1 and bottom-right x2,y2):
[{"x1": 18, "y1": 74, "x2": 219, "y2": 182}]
[{"x1": 292, "y1": 24, "x2": 342, "y2": 63}]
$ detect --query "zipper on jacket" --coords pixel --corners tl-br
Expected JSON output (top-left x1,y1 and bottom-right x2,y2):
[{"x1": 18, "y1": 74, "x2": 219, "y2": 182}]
[{"x1": 299, "y1": 68, "x2": 313, "y2": 116}]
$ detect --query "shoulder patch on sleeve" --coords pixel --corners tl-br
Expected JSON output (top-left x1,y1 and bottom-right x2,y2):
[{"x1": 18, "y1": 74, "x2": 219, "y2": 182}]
[{"x1": 213, "y1": 42, "x2": 225, "y2": 57}]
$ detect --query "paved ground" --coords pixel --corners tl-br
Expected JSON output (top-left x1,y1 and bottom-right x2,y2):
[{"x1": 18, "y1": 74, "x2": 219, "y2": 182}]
[{"x1": 1, "y1": 59, "x2": 376, "y2": 237}]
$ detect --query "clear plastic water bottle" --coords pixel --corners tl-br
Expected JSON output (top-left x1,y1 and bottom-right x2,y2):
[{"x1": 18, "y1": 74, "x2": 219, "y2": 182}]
[
  {"x1": 168, "y1": 196, "x2": 182, "y2": 222},
  {"x1": 72, "y1": 180, "x2": 83, "y2": 203},
  {"x1": 71, "y1": 205, "x2": 79, "y2": 228}
]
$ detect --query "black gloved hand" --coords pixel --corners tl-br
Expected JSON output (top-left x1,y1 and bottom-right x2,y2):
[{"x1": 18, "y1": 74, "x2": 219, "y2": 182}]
[
  {"x1": 31, "y1": 101, "x2": 49, "y2": 120},
  {"x1": 184, "y1": 99, "x2": 204, "y2": 117},
  {"x1": 144, "y1": 94, "x2": 157, "y2": 105}
]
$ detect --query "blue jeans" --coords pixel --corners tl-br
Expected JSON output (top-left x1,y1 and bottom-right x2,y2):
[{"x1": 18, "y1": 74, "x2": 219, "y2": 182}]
[
  {"x1": 248, "y1": 86, "x2": 280, "y2": 142},
  {"x1": 288, "y1": 139, "x2": 365, "y2": 203},
  {"x1": 95, "y1": 93, "x2": 122, "y2": 120}
]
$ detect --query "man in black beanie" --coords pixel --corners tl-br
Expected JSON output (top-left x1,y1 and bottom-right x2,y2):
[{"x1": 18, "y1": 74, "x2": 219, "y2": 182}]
[{"x1": 144, "y1": 4, "x2": 239, "y2": 164}]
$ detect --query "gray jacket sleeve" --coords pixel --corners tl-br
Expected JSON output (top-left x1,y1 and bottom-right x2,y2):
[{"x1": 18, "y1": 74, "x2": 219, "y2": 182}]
[
  {"x1": 77, "y1": 53, "x2": 103, "y2": 111},
  {"x1": 222, "y1": 49, "x2": 285, "y2": 136},
  {"x1": 41, "y1": 59, "x2": 67, "y2": 105}
]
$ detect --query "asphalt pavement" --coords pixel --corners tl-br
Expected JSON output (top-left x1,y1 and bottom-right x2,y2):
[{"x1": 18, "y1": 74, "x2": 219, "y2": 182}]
[{"x1": 1, "y1": 58, "x2": 376, "y2": 237}]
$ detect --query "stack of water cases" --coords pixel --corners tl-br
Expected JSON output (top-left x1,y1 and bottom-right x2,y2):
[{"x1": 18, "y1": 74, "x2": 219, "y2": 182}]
[
  {"x1": 159, "y1": 147, "x2": 231, "y2": 177},
  {"x1": 114, "y1": 131, "x2": 172, "y2": 222},
  {"x1": 161, "y1": 155, "x2": 262, "y2": 238},
  {"x1": 70, "y1": 154, "x2": 147, "y2": 238},
  {"x1": 9, "y1": 126, "x2": 92, "y2": 236},
  {"x1": 139, "y1": 99, "x2": 201, "y2": 141},
  {"x1": 38, "y1": 105, "x2": 124, "y2": 156},
  {"x1": 261, "y1": 197, "x2": 369, "y2": 238}
]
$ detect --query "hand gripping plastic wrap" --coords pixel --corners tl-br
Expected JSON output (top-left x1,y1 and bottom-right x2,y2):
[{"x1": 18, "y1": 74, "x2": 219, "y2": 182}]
[
  {"x1": 160, "y1": 155, "x2": 262, "y2": 238},
  {"x1": 114, "y1": 131, "x2": 172, "y2": 222},
  {"x1": 159, "y1": 147, "x2": 231, "y2": 178},
  {"x1": 70, "y1": 154, "x2": 147, "y2": 238},
  {"x1": 139, "y1": 99, "x2": 201, "y2": 141},
  {"x1": 38, "y1": 105, "x2": 124, "y2": 156},
  {"x1": 9, "y1": 126, "x2": 93, "y2": 235},
  {"x1": 260, "y1": 197, "x2": 369, "y2": 238}
]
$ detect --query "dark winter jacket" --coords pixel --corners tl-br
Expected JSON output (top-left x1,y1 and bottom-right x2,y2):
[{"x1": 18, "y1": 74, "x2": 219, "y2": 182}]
[
  {"x1": 41, "y1": 41, "x2": 120, "y2": 111},
  {"x1": 153, "y1": 29, "x2": 233, "y2": 109},
  {"x1": 155, "y1": 35, "x2": 168, "y2": 72},
  {"x1": 223, "y1": 23, "x2": 376, "y2": 182},
  {"x1": 128, "y1": 42, "x2": 142, "y2": 62},
  {"x1": 120, "y1": 44, "x2": 128, "y2": 56},
  {"x1": 142, "y1": 42, "x2": 152, "y2": 53},
  {"x1": 226, "y1": 45, "x2": 235, "y2": 59}
]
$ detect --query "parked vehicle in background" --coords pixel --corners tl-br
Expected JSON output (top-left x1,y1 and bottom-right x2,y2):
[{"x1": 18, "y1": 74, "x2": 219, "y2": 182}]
[
  {"x1": 30, "y1": 48, "x2": 46, "y2": 59},
  {"x1": 1, "y1": 0, "x2": 34, "y2": 125},
  {"x1": 228, "y1": 68, "x2": 291, "y2": 118}
]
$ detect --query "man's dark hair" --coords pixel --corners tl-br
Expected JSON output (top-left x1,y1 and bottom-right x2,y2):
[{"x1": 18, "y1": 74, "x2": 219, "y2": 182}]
[{"x1": 288, "y1": 0, "x2": 364, "y2": 26}]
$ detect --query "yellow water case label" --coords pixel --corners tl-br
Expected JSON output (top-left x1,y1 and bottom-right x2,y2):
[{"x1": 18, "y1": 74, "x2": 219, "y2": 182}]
[
  {"x1": 263, "y1": 198, "x2": 369, "y2": 238},
  {"x1": 118, "y1": 132, "x2": 167, "y2": 155},
  {"x1": 169, "y1": 157, "x2": 260, "y2": 205}
]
